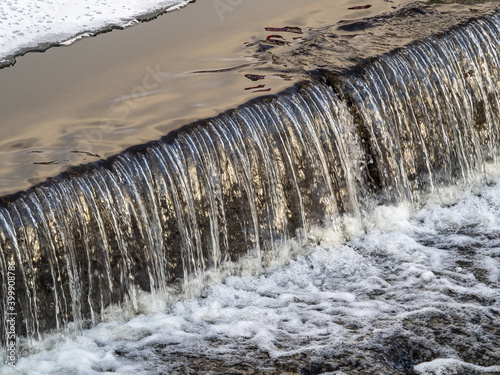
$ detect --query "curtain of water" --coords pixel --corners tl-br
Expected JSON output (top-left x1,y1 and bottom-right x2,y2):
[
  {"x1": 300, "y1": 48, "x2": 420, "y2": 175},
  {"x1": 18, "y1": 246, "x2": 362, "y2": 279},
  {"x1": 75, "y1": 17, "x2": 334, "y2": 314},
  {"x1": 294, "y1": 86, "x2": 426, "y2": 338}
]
[
  {"x1": 1, "y1": 12, "x2": 499, "y2": 344},
  {"x1": 341, "y1": 13, "x2": 500, "y2": 202},
  {"x1": 0, "y1": 83, "x2": 363, "y2": 341}
]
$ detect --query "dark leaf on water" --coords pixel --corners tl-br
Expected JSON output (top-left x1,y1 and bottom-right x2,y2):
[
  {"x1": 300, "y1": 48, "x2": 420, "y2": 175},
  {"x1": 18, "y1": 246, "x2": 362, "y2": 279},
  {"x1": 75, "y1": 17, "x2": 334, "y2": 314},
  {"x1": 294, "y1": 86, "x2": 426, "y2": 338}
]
[{"x1": 245, "y1": 74, "x2": 265, "y2": 81}]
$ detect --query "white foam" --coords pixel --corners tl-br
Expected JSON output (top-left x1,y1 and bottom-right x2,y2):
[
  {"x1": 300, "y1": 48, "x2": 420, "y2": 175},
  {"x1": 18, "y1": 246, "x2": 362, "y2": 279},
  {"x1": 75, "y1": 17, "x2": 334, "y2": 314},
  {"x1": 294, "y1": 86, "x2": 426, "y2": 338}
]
[
  {"x1": 414, "y1": 358, "x2": 500, "y2": 374},
  {"x1": 0, "y1": 0, "x2": 190, "y2": 66},
  {"x1": 2, "y1": 175, "x2": 499, "y2": 374},
  {"x1": 420, "y1": 270, "x2": 435, "y2": 282}
]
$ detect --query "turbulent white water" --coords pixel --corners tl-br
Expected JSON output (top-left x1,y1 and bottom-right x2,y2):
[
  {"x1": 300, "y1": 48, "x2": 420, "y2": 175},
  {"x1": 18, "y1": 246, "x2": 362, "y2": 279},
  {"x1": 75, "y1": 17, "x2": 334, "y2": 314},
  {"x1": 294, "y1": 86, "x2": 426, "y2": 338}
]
[
  {"x1": 2, "y1": 168, "x2": 499, "y2": 375},
  {"x1": 0, "y1": 0, "x2": 190, "y2": 66},
  {"x1": 1, "y1": 5, "x2": 500, "y2": 374}
]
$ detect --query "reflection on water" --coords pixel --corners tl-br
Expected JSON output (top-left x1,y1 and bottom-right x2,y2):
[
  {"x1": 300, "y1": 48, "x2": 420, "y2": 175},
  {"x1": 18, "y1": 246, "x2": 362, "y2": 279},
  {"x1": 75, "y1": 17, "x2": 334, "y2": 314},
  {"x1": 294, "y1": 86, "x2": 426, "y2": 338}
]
[{"x1": 0, "y1": 0, "x2": 447, "y2": 196}]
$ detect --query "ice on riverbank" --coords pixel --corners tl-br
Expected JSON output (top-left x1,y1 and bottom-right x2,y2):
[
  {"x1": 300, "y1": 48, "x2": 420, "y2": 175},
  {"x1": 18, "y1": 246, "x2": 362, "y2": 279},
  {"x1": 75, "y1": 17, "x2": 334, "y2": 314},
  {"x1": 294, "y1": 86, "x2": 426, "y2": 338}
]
[{"x1": 0, "y1": 0, "x2": 190, "y2": 67}]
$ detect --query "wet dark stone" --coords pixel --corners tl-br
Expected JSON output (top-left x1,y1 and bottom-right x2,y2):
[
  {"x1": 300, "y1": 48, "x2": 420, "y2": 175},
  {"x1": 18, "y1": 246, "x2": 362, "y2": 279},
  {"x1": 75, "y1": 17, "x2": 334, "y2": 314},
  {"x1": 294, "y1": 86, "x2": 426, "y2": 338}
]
[
  {"x1": 337, "y1": 21, "x2": 370, "y2": 32},
  {"x1": 409, "y1": 7, "x2": 427, "y2": 14},
  {"x1": 379, "y1": 335, "x2": 434, "y2": 374}
]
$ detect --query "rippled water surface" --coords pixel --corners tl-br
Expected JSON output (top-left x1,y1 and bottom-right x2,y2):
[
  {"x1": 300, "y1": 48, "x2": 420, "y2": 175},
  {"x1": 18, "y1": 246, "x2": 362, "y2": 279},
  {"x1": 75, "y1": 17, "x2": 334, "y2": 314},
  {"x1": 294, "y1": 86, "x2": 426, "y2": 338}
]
[{"x1": 0, "y1": 0, "x2": 496, "y2": 195}]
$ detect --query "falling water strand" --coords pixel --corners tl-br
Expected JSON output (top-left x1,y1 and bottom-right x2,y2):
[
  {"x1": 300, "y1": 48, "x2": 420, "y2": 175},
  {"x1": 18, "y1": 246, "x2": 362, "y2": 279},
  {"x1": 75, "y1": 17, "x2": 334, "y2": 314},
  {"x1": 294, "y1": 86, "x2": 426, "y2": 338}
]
[
  {"x1": 341, "y1": 13, "x2": 500, "y2": 203},
  {"x1": 1, "y1": 12, "x2": 500, "y2": 345},
  {"x1": 0, "y1": 83, "x2": 363, "y2": 342}
]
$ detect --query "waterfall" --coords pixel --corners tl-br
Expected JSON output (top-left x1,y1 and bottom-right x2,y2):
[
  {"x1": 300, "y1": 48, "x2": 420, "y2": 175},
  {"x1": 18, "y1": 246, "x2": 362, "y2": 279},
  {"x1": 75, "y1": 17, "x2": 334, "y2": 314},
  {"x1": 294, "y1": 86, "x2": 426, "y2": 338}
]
[
  {"x1": 336, "y1": 13, "x2": 500, "y2": 201},
  {"x1": 1, "y1": 12, "x2": 499, "y2": 344}
]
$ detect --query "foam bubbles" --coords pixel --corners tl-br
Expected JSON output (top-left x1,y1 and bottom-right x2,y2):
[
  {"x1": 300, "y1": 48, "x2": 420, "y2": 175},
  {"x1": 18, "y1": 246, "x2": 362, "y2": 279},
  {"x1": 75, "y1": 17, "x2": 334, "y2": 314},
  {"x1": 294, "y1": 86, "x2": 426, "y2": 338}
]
[
  {"x1": 2, "y1": 177, "x2": 500, "y2": 373},
  {"x1": 420, "y1": 270, "x2": 435, "y2": 282},
  {"x1": 414, "y1": 358, "x2": 500, "y2": 375}
]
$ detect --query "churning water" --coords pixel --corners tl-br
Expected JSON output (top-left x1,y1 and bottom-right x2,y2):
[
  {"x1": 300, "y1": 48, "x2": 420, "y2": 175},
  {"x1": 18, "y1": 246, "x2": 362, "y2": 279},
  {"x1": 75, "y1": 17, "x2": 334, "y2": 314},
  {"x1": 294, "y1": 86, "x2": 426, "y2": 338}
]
[{"x1": 1, "y1": 8, "x2": 500, "y2": 375}]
